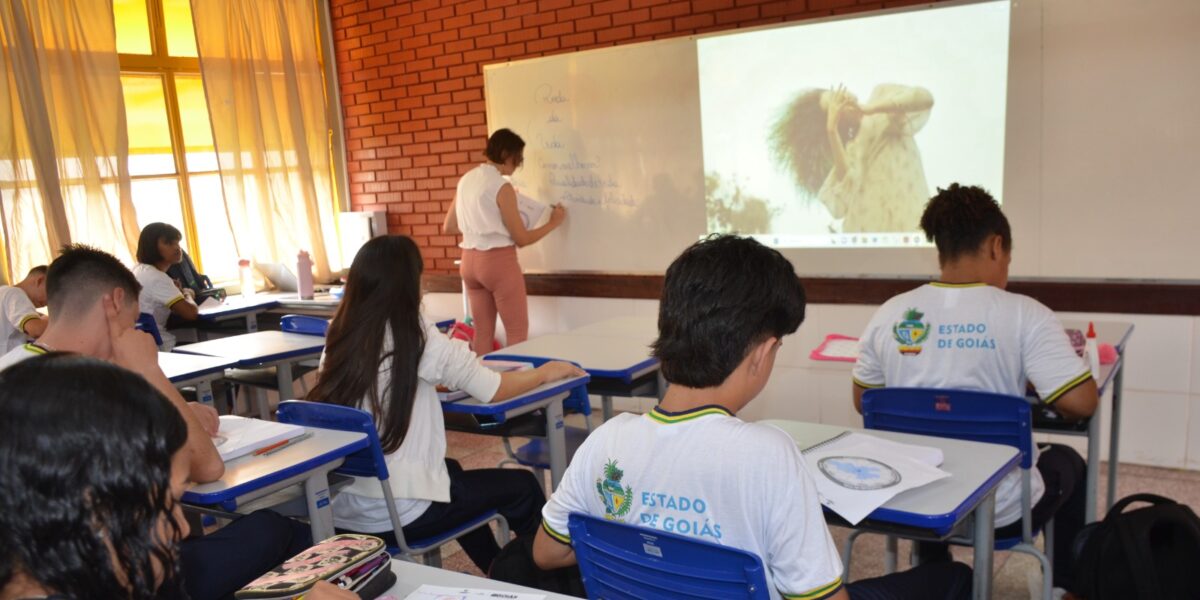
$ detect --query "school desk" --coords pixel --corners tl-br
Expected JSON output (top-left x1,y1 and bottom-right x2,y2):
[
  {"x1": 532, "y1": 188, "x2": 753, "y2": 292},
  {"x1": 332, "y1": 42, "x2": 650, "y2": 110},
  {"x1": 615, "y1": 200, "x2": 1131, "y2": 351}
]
[
  {"x1": 172, "y1": 331, "x2": 326, "y2": 417},
  {"x1": 441, "y1": 373, "x2": 590, "y2": 490},
  {"x1": 197, "y1": 295, "x2": 280, "y2": 332},
  {"x1": 158, "y1": 351, "x2": 237, "y2": 407},
  {"x1": 765, "y1": 419, "x2": 1019, "y2": 600},
  {"x1": 489, "y1": 329, "x2": 660, "y2": 421},
  {"x1": 383, "y1": 559, "x2": 577, "y2": 598},
  {"x1": 183, "y1": 426, "x2": 368, "y2": 542},
  {"x1": 262, "y1": 291, "x2": 457, "y2": 331}
]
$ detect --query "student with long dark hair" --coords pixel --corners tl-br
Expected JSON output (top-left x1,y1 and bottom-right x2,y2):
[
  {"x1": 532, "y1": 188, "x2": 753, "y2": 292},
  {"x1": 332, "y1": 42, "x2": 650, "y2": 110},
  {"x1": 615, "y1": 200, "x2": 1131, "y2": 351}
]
[
  {"x1": 442, "y1": 128, "x2": 567, "y2": 354},
  {"x1": 308, "y1": 235, "x2": 583, "y2": 574},
  {"x1": 134, "y1": 222, "x2": 200, "y2": 349},
  {"x1": 0, "y1": 355, "x2": 353, "y2": 600},
  {"x1": 853, "y1": 184, "x2": 1095, "y2": 594}
]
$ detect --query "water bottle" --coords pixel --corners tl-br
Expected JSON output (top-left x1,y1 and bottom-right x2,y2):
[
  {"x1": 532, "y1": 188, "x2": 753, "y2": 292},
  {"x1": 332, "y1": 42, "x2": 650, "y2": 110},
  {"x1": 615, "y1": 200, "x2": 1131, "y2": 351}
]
[
  {"x1": 296, "y1": 250, "x2": 314, "y2": 300},
  {"x1": 239, "y1": 259, "x2": 256, "y2": 300},
  {"x1": 1085, "y1": 322, "x2": 1101, "y2": 380}
]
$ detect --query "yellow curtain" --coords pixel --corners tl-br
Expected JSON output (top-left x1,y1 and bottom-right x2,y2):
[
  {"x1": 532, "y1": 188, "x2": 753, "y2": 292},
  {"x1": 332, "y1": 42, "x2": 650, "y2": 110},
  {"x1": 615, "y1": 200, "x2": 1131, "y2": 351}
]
[
  {"x1": 0, "y1": 0, "x2": 138, "y2": 279},
  {"x1": 190, "y1": 0, "x2": 340, "y2": 281}
]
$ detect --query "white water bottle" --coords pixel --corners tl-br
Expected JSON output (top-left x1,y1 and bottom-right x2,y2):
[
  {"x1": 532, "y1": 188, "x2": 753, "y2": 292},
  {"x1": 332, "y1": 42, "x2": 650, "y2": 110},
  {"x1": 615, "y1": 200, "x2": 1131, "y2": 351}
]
[
  {"x1": 239, "y1": 259, "x2": 256, "y2": 300},
  {"x1": 1085, "y1": 322, "x2": 1101, "y2": 379},
  {"x1": 296, "y1": 250, "x2": 314, "y2": 300}
]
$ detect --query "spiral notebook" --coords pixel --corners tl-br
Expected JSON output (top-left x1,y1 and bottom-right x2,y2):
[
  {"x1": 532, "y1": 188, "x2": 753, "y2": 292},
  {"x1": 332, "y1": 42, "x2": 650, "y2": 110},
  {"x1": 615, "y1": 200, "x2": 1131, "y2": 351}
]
[{"x1": 213, "y1": 416, "x2": 306, "y2": 461}]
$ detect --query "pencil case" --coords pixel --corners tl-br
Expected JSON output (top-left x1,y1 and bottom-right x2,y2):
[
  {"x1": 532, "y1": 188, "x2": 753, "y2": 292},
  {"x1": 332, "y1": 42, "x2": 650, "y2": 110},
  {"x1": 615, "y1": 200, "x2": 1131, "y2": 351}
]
[{"x1": 235, "y1": 533, "x2": 393, "y2": 599}]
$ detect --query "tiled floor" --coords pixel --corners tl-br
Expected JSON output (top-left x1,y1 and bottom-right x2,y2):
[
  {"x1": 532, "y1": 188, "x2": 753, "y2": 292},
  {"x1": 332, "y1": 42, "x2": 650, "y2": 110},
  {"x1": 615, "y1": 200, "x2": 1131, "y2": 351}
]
[{"x1": 433, "y1": 420, "x2": 1200, "y2": 599}]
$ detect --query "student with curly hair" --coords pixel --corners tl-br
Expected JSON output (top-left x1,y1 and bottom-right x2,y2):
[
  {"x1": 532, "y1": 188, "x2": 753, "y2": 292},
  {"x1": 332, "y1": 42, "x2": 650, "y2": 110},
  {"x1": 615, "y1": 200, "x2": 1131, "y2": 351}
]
[{"x1": 853, "y1": 184, "x2": 1096, "y2": 593}]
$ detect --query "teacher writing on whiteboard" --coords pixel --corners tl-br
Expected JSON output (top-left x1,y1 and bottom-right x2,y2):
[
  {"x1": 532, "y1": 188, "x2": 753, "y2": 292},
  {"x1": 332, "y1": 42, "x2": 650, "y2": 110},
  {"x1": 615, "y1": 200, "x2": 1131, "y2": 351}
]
[{"x1": 443, "y1": 128, "x2": 567, "y2": 354}]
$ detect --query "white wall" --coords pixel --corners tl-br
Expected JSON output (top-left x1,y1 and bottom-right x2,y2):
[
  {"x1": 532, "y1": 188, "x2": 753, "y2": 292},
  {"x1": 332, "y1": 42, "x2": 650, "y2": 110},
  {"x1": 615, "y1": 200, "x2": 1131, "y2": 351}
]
[{"x1": 424, "y1": 292, "x2": 1200, "y2": 471}]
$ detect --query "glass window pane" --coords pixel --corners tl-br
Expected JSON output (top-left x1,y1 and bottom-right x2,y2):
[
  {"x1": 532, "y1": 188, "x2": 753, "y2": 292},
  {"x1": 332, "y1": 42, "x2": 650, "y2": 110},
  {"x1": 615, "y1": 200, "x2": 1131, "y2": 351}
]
[
  {"x1": 163, "y1": 0, "x2": 199, "y2": 58},
  {"x1": 131, "y1": 178, "x2": 186, "y2": 246},
  {"x1": 121, "y1": 75, "x2": 177, "y2": 176},
  {"x1": 114, "y1": 0, "x2": 152, "y2": 55},
  {"x1": 174, "y1": 75, "x2": 218, "y2": 172},
  {"x1": 189, "y1": 174, "x2": 237, "y2": 282}
]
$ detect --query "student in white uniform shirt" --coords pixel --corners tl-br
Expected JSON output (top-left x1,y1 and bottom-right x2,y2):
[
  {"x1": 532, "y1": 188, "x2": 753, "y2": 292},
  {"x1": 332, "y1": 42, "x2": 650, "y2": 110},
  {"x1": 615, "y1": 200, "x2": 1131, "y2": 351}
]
[
  {"x1": 442, "y1": 128, "x2": 567, "y2": 354},
  {"x1": 534, "y1": 235, "x2": 972, "y2": 600},
  {"x1": 132, "y1": 223, "x2": 199, "y2": 350},
  {"x1": 0, "y1": 265, "x2": 48, "y2": 353},
  {"x1": 306, "y1": 234, "x2": 584, "y2": 574},
  {"x1": 852, "y1": 184, "x2": 1096, "y2": 593}
]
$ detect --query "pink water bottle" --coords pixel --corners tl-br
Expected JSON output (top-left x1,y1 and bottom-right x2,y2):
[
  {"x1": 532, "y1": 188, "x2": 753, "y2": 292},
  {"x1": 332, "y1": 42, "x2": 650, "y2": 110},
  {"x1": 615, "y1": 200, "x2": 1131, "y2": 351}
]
[{"x1": 296, "y1": 250, "x2": 314, "y2": 300}]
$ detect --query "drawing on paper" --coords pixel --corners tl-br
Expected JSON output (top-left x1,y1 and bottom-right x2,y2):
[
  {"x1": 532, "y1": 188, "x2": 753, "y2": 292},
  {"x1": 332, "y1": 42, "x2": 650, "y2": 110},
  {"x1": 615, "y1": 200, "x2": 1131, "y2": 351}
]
[{"x1": 818, "y1": 456, "x2": 902, "y2": 491}]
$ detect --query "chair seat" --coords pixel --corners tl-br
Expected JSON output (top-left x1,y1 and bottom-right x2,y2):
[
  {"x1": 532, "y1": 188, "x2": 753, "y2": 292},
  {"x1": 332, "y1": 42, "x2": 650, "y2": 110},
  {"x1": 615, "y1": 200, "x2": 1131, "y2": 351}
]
[{"x1": 511, "y1": 426, "x2": 591, "y2": 469}]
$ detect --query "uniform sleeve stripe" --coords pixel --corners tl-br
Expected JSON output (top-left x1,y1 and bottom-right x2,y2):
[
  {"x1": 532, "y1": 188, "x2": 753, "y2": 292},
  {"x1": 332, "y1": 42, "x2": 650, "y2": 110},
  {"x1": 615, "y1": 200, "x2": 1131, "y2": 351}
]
[
  {"x1": 17, "y1": 313, "x2": 40, "y2": 330},
  {"x1": 165, "y1": 295, "x2": 186, "y2": 308},
  {"x1": 782, "y1": 577, "x2": 844, "y2": 600},
  {"x1": 542, "y1": 520, "x2": 571, "y2": 545},
  {"x1": 852, "y1": 377, "x2": 884, "y2": 389},
  {"x1": 1043, "y1": 370, "x2": 1093, "y2": 405}
]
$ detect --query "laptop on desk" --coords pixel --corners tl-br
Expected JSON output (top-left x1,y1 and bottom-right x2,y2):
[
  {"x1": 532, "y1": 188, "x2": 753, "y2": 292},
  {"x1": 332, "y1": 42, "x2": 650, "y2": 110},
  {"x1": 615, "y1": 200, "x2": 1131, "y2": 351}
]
[{"x1": 258, "y1": 262, "x2": 298, "y2": 292}]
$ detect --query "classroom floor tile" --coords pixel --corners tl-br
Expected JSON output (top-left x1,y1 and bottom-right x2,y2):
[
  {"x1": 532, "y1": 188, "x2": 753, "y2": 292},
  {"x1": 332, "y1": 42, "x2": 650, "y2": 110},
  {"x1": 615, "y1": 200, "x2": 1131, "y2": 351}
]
[{"x1": 432, "y1": 418, "x2": 1200, "y2": 598}]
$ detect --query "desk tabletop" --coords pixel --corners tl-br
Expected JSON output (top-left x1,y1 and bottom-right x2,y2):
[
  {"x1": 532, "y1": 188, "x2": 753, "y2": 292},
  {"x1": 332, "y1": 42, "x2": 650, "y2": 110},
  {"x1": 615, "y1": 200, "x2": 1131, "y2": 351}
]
[
  {"x1": 384, "y1": 559, "x2": 577, "y2": 598},
  {"x1": 1061, "y1": 319, "x2": 1134, "y2": 353},
  {"x1": 490, "y1": 334, "x2": 657, "y2": 382},
  {"x1": 442, "y1": 373, "x2": 590, "y2": 416},
  {"x1": 763, "y1": 420, "x2": 1019, "y2": 534},
  {"x1": 173, "y1": 331, "x2": 325, "y2": 365},
  {"x1": 198, "y1": 296, "x2": 281, "y2": 320},
  {"x1": 184, "y1": 427, "x2": 367, "y2": 505},
  {"x1": 564, "y1": 315, "x2": 658, "y2": 343},
  {"x1": 158, "y1": 352, "x2": 237, "y2": 382}
]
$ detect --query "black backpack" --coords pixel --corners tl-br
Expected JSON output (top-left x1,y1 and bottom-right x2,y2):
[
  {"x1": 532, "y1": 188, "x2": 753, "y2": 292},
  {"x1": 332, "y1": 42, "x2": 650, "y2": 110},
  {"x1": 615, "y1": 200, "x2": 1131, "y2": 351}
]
[{"x1": 1073, "y1": 493, "x2": 1200, "y2": 599}]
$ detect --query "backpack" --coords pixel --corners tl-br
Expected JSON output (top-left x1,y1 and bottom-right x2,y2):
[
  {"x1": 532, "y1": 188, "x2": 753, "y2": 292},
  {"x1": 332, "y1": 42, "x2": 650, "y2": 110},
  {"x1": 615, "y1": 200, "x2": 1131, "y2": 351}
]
[
  {"x1": 488, "y1": 535, "x2": 586, "y2": 597},
  {"x1": 1073, "y1": 493, "x2": 1200, "y2": 599}
]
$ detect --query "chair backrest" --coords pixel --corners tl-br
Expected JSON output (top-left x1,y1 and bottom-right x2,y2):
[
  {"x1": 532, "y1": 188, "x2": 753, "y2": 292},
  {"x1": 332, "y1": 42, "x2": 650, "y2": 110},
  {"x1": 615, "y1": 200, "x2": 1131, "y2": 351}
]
[
  {"x1": 568, "y1": 513, "x2": 772, "y2": 600},
  {"x1": 276, "y1": 400, "x2": 390, "y2": 481},
  {"x1": 486, "y1": 353, "x2": 591, "y2": 416},
  {"x1": 861, "y1": 387, "x2": 1034, "y2": 469},
  {"x1": 280, "y1": 314, "x2": 330, "y2": 336},
  {"x1": 135, "y1": 312, "x2": 163, "y2": 346}
]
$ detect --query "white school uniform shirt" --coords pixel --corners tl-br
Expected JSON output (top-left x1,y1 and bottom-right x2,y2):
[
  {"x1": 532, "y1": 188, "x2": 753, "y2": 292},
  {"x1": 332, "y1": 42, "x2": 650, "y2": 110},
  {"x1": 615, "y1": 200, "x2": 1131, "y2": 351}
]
[
  {"x1": 542, "y1": 406, "x2": 845, "y2": 600},
  {"x1": 852, "y1": 282, "x2": 1092, "y2": 527},
  {"x1": 132, "y1": 263, "x2": 190, "y2": 350},
  {"x1": 0, "y1": 286, "x2": 41, "y2": 354},
  {"x1": 0, "y1": 341, "x2": 46, "y2": 371},
  {"x1": 329, "y1": 316, "x2": 502, "y2": 533},
  {"x1": 454, "y1": 163, "x2": 515, "y2": 250}
]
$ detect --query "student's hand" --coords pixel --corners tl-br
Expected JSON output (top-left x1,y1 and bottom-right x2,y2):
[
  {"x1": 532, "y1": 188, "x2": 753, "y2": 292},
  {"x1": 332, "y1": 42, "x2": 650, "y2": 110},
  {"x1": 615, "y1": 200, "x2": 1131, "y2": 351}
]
[
  {"x1": 537, "y1": 361, "x2": 586, "y2": 384},
  {"x1": 549, "y1": 204, "x2": 567, "y2": 228},
  {"x1": 188, "y1": 402, "x2": 220, "y2": 436},
  {"x1": 107, "y1": 312, "x2": 162, "y2": 380},
  {"x1": 305, "y1": 581, "x2": 359, "y2": 600},
  {"x1": 182, "y1": 287, "x2": 196, "y2": 303}
]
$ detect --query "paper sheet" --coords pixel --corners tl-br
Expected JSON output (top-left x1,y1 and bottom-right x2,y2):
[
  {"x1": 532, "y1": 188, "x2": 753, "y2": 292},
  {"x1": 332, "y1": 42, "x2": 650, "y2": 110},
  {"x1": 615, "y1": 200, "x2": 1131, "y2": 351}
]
[
  {"x1": 803, "y1": 435, "x2": 949, "y2": 525},
  {"x1": 213, "y1": 416, "x2": 306, "y2": 461},
  {"x1": 402, "y1": 584, "x2": 545, "y2": 600}
]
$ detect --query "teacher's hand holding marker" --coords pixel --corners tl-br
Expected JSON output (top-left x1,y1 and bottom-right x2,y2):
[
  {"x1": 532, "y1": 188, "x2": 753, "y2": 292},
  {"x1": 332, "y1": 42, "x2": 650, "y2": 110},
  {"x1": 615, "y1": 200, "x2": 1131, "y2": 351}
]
[{"x1": 443, "y1": 128, "x2": 568, "y2": 354}]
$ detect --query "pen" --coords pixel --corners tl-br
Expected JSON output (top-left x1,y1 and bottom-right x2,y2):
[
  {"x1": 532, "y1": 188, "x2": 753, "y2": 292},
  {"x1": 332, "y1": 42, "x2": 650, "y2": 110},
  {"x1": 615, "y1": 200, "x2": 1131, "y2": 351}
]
[{"x1": 254, "y1": 432, "x2": 312, "y2": 456}]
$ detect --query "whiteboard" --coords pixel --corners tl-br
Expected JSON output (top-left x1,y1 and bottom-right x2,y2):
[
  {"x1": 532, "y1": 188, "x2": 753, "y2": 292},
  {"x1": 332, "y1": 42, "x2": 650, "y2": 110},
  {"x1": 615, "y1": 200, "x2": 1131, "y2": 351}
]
[
  {"x1": 483, "y1": 0, "x2": 1200, "y2": 281},
  {"x1": 484, "y1": 38, "x2": 705, "y2": 273}
]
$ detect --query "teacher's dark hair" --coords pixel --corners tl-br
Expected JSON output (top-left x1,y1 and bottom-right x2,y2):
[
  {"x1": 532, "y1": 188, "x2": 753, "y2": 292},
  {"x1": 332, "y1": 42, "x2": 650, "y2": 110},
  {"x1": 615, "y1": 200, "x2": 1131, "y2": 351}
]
[
  {"x1": 920, "y1": 183, "x2": 1012, "y2": 265},
  {"x1": 308, "y1": 235, "x2": 426, "y2": 454},
  {"x1": 136, "y1": 222, "x2": 183, "y2": 265},
  {"x1": 652, "y1": 235, "x2": 806, "y2": 388},
  {"x1": 484, "y1": 128, "x2": 525, "y2": 165},
  {"x1": 0, "y1": 354, "x2": 188, "y2": 600}
]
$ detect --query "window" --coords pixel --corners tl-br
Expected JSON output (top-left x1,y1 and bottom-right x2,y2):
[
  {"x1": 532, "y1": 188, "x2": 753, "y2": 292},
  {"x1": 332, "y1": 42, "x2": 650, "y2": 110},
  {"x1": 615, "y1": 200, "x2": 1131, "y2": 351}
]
[{"x1": 114, "y1": 0, "x2": 238, "y2": 281}]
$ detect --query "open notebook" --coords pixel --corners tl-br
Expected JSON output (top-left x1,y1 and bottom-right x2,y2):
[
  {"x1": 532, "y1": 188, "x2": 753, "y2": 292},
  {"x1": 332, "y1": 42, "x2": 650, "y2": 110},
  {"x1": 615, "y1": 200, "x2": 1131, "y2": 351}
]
[
  {"x1": 213, "y1": 416, "x2": 306, "y2": 461},
  {"x1": 802, "y1": 431, "x2": 949, "y2": 525}
]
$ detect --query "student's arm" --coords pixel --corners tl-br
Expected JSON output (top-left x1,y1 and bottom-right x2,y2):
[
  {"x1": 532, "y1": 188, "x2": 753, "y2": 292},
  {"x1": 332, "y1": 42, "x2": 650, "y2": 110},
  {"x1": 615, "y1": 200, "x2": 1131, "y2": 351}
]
[
  {"x1": 107, "y1": 304, "x2": 224, "y2": 483},
  {"x1": 533, "y1": 526, "x2": 577, "y2": 569},
  {"x1": 168, "y1": 295, "x2": 200, "y2": 321},
  {"x1": 1048, "y1": 377, "x2": 1098, "y2": 420},
  {"x1": 850, "y1": 318, "x2": 886, "y2": 415},
  {"x1": 1023, "y1": 305, "x2": 1099, "y2": 422},
  {"x1": 497, "y1": 183, "x2": 565, "y2": 248},
  {"x1": 852, "y1": 383, "x2": 867, "y2": 415},
  {"x1": 442, "y1": 197, "x2": 461, "y2": 235},
  {"x1": 426, "y1": 324, "x2": 584, "y2": 404},
  {"x1": 493, "y1": 361, "x2": 585, "y2": 402},
  {"x1": 21, "y1": 315, "x2": 47, "y2": 339}
]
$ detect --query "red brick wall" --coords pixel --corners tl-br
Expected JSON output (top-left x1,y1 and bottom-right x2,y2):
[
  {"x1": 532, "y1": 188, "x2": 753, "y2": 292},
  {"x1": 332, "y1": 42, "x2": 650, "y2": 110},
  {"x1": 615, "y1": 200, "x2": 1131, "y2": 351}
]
[{"x1": 330, "y1": 0, "x2": 946, "y2": 273}]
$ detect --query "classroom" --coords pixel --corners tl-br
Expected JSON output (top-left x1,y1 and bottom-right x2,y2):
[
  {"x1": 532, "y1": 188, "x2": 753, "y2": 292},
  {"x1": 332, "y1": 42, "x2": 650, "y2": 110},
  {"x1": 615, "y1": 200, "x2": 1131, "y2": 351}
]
[{"x1": 1, "y1": 0, "x2": 1198, "y2": 599}]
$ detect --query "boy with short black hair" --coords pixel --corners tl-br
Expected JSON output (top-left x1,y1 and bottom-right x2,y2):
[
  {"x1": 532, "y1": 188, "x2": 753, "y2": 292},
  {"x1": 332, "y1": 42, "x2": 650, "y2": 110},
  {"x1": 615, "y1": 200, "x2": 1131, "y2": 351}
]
[
  {"x1": 0, "y1": 265, "x2": 48, "y2": 353},
  {"x1": 533, "y1": 235, "x2": 971, "y2": 600}
]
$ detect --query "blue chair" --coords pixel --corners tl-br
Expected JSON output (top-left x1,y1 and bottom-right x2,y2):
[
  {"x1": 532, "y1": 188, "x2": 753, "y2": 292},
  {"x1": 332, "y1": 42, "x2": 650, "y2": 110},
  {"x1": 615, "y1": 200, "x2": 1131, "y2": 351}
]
[
  {"x1": 276, "y1": 400, "x2": 509, "y2": 566},
  {"x1": 859, "y1": 387, "x2": 1054, "y2": 600},
  {"x1": 280, "y1": 314, "x2": 329, "y2": 336},
  {"x1": 135, "y1": 312, "x2": 164, "y2": 346},
  {"x1": 486, "y1": 354, "x2": 593, "y2": 490},
  {"x1": 567, "y1": 512, "x2": 772, "y2": 599}
]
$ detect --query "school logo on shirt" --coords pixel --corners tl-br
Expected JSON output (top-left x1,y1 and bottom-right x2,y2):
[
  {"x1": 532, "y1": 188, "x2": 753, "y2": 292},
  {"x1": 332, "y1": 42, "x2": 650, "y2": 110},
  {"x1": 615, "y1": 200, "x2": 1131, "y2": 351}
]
[
  {"x1": 595, "y1": 459, "x2": 633, "y2": 520},
  {"x1": 892, "y1": 308, "x2": 930, "y2": 355}
]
